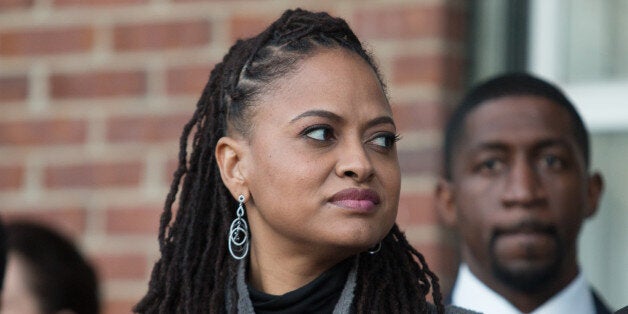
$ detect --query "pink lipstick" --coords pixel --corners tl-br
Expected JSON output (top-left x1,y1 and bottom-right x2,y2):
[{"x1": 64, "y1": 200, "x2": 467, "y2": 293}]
[{"x1": 329, "y1": 188, "x2": 380, "y2": 213}]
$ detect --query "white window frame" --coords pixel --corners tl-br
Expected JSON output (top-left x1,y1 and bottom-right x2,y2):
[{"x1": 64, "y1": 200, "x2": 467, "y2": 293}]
[{"x1": 528, "y1": 0, "x2": 628, "y2": 132}]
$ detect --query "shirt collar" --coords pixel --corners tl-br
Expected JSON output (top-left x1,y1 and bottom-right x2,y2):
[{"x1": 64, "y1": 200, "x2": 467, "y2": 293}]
[{"x1": 451, "y1": 264, "x2": 596, "y2": 314}]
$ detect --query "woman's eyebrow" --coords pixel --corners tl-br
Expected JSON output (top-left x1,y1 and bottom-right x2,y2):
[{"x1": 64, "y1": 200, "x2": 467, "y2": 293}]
[
  {"x1": 365, "y1": 116, "x2": 396, "y2": 129},
  {"x1": 289, "y1": 110, "x2": 343, "y2": 124},
  {"x1": 289, "y1": 110, "x2": 396, "y2": 129}
]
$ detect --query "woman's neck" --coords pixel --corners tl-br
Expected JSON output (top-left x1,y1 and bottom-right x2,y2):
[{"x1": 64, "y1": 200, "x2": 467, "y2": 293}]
[{"x1": 247, "y1": 242, "x2": 351, "y2": 295}]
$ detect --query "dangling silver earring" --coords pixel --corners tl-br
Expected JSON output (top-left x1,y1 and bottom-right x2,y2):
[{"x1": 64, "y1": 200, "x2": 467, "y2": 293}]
[
  {"x1": 228, "y1": 195, "x2": 249, "y2": 260},
  {"x1": 368, "y1": 242, "x2": 381, "y2": 255}
]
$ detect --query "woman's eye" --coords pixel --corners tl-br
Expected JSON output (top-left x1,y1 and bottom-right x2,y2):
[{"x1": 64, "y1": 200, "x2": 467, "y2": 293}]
[
  {"x1": 304, "y1": 126, "x2": 334, "y2": 141},
  {"x1": 369, "y1": 133, "x2": 399, "y2": 148}
]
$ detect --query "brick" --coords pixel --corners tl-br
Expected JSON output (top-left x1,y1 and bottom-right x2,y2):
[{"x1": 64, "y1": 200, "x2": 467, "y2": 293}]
[
  {"x1": 449, "y1": 57, "x2": 466, "y2": 89},
  {"x1": 392, "y1": 101, "x2": 447, "y2": 131},
  {"x1": 44, "y1": 161, "x2": 143, "y2": 188},
  {"x1": 93, "y1": 252, "x2": 148, "y2": 280},
  {"x1": 353, "y1": 5, "x2": 446, "y2": 40},
  {"x1": 0, "y1": 118, "x2": 87, "y2": 145},
  {"x1": 398, "y1": 148, "x2": 440, "y2": 176},
  {"x1": 0, "y1": 26, "x2": 93, "y2": 56},
  {"x1": 105, "y1": 206, "x2": 161, "y2": 235},
  {"x1": 229, "y1": 15, "x2": 275, "y2": 41},
  {"x1": 397, "y1": 192, "x2": 438, "y2": 228},
  {"x1": 392, "y1": 54, "x2": 465, "y2": 88},
  {"x1": 172, "y1": 0, "x2": 224, "y2": 2},
  {"x1": 0, "y1": 0, "x2": 35, "y2": 10},
  {"x1": 392, "y1": 54, "x2": 444, "y2": 86},
  {"x1": 103, "y1": 299, "x2": 137, "y2": 314},
  {"x1": 0, "y1": 165, "x2": 24, "y2": 190},
  {"x1": 166, "y1": 64, "x2": 213, "y2": 95},
  {"x1": 53, "y1": 0, "x2": 147, "y2": 6},
  {"x1": 114, "y1": 20, "x2": 210, "y2": 51},
  {"x1": 2, "y1": 207, "x2": 87, "y2": 238},
  {"x1": 442, "y1": 55, "x2": 466, "y2": 90},
  {"x1": 445, "y1": 6, "x2": 468, "y2": 41},
  {"x1": 0, "y1": 75, "x2": 28, "y2": 102},
  {"x1": 106, "y1": 114, "x2": 190, "y2": 143},
  {"x1": 50, "y1": 70, "x2": 146, "y2": 99},
  {"x1": 164, "y1": 157, "x2": 179, "y2": 184},
  {"x1": 411, "y1": 243, "x2": 458, "y2": 274}
]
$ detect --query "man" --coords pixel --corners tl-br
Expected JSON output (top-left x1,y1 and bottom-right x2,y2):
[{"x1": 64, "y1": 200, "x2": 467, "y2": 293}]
[{"x1": 436, "y1": 73, "x2": 612, "y2": 313}]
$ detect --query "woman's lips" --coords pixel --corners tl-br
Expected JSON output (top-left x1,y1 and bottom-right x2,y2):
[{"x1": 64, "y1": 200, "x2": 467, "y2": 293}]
[{"x1": 329, "y1": 188, "x2": 380, "y2": 212}]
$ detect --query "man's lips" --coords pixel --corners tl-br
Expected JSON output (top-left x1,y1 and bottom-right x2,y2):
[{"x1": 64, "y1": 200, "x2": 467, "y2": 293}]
[
  {"x1": 329, "y1": 188, "x2": 380, "y2": 212},
  {"x1": 494, "y1": 220, "x2": 556, "y2": 238},
  {"x1": 491, "y1": 220, "x2": 559, "y2": 259}
]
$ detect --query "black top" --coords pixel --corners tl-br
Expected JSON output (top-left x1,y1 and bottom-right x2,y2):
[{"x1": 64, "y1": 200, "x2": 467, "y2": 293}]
[{"x1": 248, "y1": 258, "x2": 352, "y2": 314}]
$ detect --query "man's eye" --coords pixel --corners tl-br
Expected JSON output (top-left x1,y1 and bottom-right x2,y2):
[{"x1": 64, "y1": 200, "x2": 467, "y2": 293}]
[
  {"x1": 370, "y1": 133, "x2": 399, "y2": 148},
  {"x1": 304, "y1": 126, "x2": 333, "y2": 141},
  {"x1": 477, "y1": 158, "x2": 504, "y2": 173},
  {"x1": 542, "y1": 155, "x2": 565, "y2": 169}
]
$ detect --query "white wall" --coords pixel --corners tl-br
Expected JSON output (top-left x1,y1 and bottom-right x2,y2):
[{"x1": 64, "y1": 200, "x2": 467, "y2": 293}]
[{"x1": 579, "y1": 133, "x2": 628, "y2": 311}]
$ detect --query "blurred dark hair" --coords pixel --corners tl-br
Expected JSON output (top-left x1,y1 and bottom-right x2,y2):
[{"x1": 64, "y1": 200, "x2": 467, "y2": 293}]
[
  {"x1": 6, "y1": 220, "x2": 100, "y2": 314},
  {"x1": 0, "y1": 218, "x2": 6, "y2": 291}
]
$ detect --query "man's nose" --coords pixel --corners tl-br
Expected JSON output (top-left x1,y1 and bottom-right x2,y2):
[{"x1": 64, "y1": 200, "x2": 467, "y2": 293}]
[{"x1": 502, "y1": 158, "x2": 544, "y2": 207}]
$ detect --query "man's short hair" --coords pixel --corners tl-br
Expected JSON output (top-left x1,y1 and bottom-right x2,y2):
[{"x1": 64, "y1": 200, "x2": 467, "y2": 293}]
[{"x1": 443, "y1": 72, "x2": 590, "y2": 179}]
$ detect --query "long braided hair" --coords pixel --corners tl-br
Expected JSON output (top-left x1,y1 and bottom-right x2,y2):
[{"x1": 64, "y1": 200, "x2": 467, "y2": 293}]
[{"x1": 135, "y1": 9, "x2": 444, "y2": 313}]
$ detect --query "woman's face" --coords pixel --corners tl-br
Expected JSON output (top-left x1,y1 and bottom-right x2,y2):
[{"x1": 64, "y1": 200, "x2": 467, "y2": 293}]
[{"x1": 239, "y1": 48, "x2": 400, "y2": 257}]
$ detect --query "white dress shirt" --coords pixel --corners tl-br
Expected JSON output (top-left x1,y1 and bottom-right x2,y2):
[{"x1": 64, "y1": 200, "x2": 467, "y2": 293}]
[{"x1": 451, "y1": 264, "x2": 596, "y2": 314}]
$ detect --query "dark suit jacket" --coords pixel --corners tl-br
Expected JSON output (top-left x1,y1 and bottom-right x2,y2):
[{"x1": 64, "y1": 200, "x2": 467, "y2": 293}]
[{"x1": 592, "y1": 290, "x2": 612, "y2": 314}]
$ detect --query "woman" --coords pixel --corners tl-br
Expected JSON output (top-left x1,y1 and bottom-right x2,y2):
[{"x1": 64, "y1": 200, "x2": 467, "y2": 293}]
[{"x1": 136, "y1": 9, "x2": 472, "y2": 313}]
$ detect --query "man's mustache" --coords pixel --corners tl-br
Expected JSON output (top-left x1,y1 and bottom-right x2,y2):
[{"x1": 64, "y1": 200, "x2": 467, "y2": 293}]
[{"x1": 492, "y1": 219, "x2": 558, "y2": 238}]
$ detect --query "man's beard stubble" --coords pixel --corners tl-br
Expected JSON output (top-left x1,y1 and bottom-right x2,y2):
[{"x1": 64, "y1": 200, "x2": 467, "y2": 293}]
[{"x1": 488, "y1": 219, "x2": 565, "y2": 293}]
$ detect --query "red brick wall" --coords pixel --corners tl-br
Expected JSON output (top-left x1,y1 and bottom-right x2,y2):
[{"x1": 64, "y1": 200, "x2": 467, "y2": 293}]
[{"x1": 0, "y1": 1, "x2": 468, "y2": 312}]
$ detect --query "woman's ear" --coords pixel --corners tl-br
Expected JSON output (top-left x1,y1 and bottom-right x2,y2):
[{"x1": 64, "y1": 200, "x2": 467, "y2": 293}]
[
  {"x1": 435, "y1": 178, "x2": 458, "y2": 228},
  {"x1": 215, "y1": 136, "x2": 249, "y2": 200}
]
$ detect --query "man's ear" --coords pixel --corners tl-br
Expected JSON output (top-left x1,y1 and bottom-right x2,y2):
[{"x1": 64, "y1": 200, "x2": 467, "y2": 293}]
[
  {"x1": 215, "y1": 136, "x2": 249, "y2": 200},
  {"x1": 435, "y1": 178, "x2": 458, "y2": 228},
  {"x1": 584, "y1": 172, "x2": 604, "y2": 219}
]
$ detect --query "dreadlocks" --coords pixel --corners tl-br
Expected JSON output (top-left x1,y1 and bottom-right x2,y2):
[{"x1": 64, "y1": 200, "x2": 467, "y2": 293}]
[{"x1": 135, "y1": 8, "x2": 444, "y2": 313}]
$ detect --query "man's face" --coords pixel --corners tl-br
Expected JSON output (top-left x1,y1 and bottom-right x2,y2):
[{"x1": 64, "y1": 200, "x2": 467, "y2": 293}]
[{"x1": 443, "y1": 95, "x2": 602, "y2": 292}]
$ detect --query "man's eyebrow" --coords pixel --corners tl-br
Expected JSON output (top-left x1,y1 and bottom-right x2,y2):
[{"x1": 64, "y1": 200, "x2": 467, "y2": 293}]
[
  {"x1": 472, "y1": 142, "x2": 509, "y2": 152},
  {"x1": 470, "y1": 138, "x2": 573, "y2": 153},
  {"x1": 535, "y1": 138, "x2": 572, "y2": 150}
]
